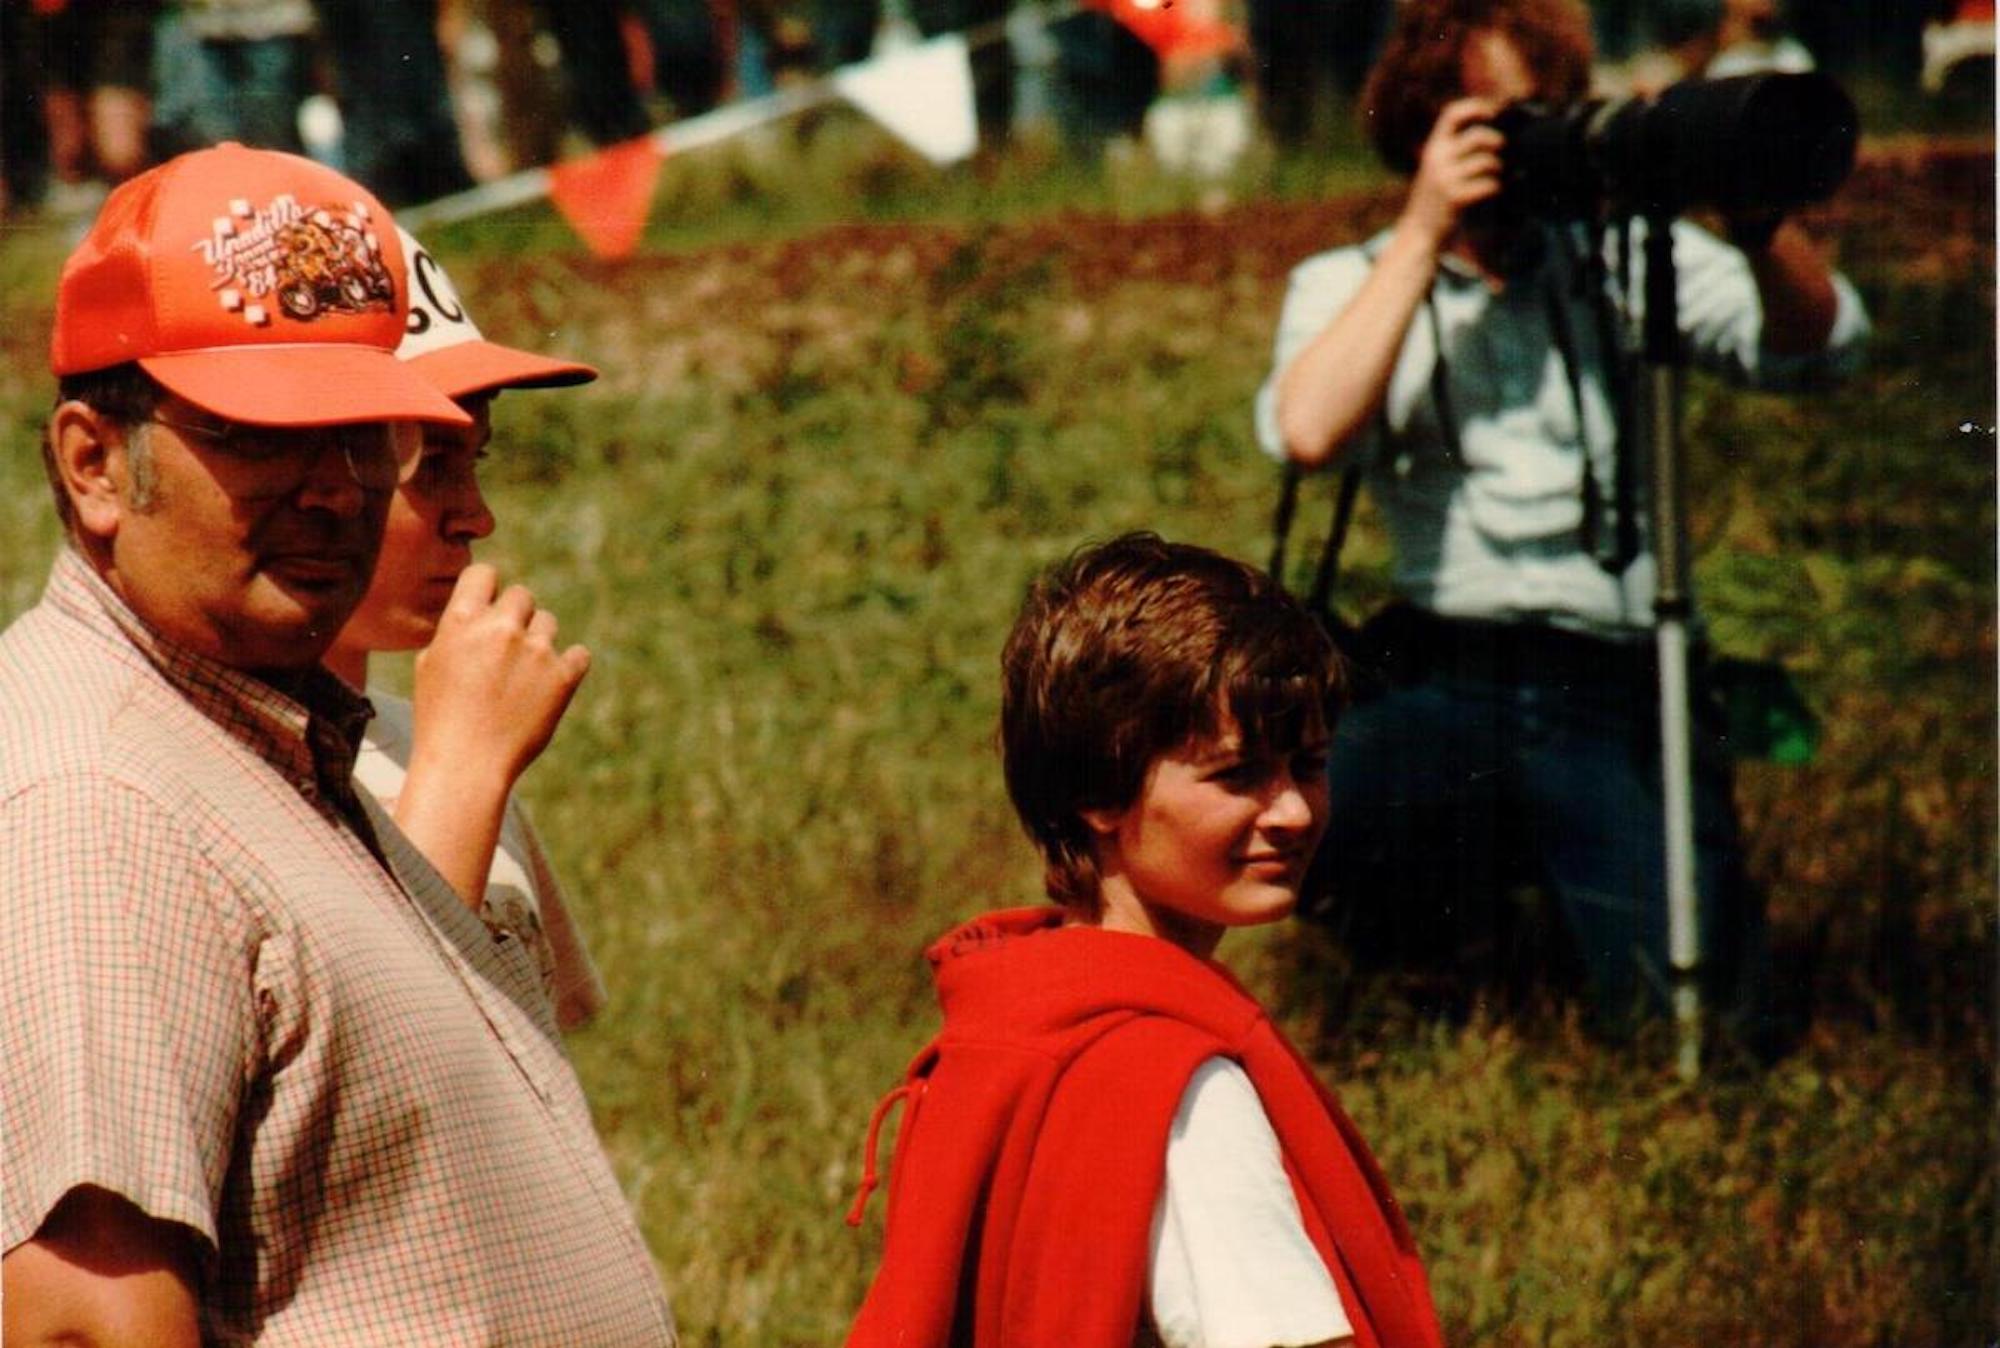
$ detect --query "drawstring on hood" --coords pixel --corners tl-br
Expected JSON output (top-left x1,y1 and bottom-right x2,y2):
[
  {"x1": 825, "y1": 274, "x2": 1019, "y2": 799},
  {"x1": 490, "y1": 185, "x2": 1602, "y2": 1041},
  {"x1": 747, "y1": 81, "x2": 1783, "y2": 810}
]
[{"x1": 846, "y1": 1063, "x2": 929, "y2": 1227}]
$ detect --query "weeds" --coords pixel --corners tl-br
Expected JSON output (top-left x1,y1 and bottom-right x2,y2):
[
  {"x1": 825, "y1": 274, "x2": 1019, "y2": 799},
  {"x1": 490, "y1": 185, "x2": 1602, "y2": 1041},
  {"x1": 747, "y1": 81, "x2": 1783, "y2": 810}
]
[{"x1": 0, "y1": 124, "x2": 1989, "y2": 1345}]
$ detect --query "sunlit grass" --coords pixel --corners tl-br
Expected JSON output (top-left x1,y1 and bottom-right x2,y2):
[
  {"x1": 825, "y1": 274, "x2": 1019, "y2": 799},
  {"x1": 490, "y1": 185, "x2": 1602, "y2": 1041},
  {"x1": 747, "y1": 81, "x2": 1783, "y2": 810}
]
[{"x1": 0, "y1": 116, "x2": 1990, "y2": 1345}]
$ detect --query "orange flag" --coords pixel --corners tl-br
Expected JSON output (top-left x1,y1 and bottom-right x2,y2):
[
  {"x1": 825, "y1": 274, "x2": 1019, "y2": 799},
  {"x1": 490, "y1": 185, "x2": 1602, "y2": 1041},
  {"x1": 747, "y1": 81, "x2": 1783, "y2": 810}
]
[{"x1": 548, "y1": 137, "x2": 667, "y2": 260}]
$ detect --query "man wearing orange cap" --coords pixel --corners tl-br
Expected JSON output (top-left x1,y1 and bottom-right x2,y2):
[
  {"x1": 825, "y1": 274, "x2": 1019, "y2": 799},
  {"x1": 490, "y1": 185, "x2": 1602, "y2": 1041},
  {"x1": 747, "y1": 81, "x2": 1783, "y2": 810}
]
[
  {"x1": 0, "y1": 145, "x2": 676, "y2": 1345},
  {"x1": 327, "y1": 227, "x2": 607, "y2": 1033}
]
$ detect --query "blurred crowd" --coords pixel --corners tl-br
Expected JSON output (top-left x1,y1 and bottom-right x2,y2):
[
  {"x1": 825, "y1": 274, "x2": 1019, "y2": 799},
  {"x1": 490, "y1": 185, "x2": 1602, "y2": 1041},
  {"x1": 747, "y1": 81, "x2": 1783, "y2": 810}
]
[
  {"x1": 4, "y1": 0, "x2": 750, "y2": 216},
  {"x1": 0, "y1": 0, "x2": 1970, "y2": 222}
]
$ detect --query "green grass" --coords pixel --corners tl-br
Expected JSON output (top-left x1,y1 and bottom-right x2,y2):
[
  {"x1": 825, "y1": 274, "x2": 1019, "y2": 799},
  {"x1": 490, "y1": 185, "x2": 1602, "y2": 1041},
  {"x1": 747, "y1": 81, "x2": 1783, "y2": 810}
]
[{"x1": 1, "y1": 119, "x2": 1991, "y2": 1345}]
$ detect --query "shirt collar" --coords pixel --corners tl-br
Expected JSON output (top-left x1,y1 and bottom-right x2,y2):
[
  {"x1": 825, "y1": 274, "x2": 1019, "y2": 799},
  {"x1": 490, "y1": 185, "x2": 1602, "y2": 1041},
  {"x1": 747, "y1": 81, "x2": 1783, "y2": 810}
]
[{"x1": 46, "y1": 548, "x2": 374, "y2": 794}]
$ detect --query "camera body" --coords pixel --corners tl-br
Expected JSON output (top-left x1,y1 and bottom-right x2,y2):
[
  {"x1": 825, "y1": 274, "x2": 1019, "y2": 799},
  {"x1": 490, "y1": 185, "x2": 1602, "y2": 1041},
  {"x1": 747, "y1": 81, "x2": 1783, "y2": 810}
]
[{"x1": 1491, "y1": 72, "x2": 1859, "y2": 220}]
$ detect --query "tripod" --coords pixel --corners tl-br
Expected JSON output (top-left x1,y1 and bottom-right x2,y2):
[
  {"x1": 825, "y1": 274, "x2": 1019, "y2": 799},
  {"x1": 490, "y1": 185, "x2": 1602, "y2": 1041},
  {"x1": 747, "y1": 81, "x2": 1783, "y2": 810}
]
[{"x1": 1637, "y1": 209, "x2": 1705, "y2": 1081}]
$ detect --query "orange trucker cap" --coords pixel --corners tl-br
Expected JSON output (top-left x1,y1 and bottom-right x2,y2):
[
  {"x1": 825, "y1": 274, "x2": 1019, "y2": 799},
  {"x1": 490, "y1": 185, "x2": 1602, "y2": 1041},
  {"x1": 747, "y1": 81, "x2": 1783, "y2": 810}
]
[
  {"x1": 50, "y1": 143, "x2": 469, "y2": 429},
  {"x1": 396, "y1": 227, "x2": 597, "y2": 398}
]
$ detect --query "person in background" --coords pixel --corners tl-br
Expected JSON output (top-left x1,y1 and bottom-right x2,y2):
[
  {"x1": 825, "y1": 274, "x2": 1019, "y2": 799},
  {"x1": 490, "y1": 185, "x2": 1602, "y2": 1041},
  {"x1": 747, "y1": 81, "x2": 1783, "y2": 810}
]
[
  {"x1": 325, "y1": 226, "x2": 608, "y2": 1032},
  {"x1": 311, "y1": 0, "x2": 476, "y2": 204},
  {"x1": 641, "y1": 0, "x2": 730, "y2": 117},
  {"x1": 1668, "y1": 0, "x2": 1817, "y2": 77},
  {"x1": 811, "y1": 0, "x2": 878, "y2": 69},
  {"x1": 526, "y1": 0, "x2": 724, "y2": 147},
  {"x1": 734, "y1": 0, "x2": 820, "y2": 96},
  {"x1": 1245, "y1": 0, "x2": 1389, "y2": 149},
  {"x1": 151, "y1": 0, "x2": 319, "y2": 159},
  {"x1": 846, "y1": 532, "x2": 1443, "y2": 1348},
  {"x1": 1605, "y1": 0, "x2": 1817, "y2": 91},
  {"x1": 1044, "y1": 7, "x2": 1161, "y2": 157},
  {"x1": 0, "y1": 0, "x2": 51, "y2": 216},
  {"x1": 0, "y1": 142, "x2": 676, "y2": 1345},
  {"x1": 1256, "y1": 0, "x2": 1867, "y2": 1050},
  {"x1": 25, "y1": 0, "x2": 157, "y2": 212}
]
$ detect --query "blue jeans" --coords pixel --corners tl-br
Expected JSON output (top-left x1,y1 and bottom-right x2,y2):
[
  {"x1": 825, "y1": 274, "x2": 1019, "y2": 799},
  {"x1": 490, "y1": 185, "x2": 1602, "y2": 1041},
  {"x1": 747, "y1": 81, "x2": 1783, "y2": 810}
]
[
  {"x1": 529, "y1": 0, "x2": 722, "y2": 145},
  {"x1": 152, "y1": 21, "x2": 312, "y2": 157},
  {"x1": 312, "y1": 0, "x2": 473, "y2": 206},
  {"x1": 1315, "y1": 608, "x2": 1768, "y2": 1040}
]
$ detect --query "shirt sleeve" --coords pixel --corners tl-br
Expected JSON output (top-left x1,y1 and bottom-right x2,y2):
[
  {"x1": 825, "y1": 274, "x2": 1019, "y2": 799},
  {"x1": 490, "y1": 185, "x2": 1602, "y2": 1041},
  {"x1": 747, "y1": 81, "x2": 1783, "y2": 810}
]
[
  {"x1": 0, "y1": 777, "x2": 259, "y2": 1258},
  {"x1": 1148, "y1": 1057, "x2": 1355, "y2": 1348},
  {"x1": 1255, "y1": 246, "x2": 1378, "y2": 462},
  {"x1": 1659, "y1": 217, "x2": 1870, "y2": 391}
]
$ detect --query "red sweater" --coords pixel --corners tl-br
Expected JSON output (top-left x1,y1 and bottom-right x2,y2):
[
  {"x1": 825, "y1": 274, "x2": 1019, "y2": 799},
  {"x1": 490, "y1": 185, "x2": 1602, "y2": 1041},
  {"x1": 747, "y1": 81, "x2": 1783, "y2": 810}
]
[{"x1": 845, "y1": 908, "x2": 1443, "y2": 1348}]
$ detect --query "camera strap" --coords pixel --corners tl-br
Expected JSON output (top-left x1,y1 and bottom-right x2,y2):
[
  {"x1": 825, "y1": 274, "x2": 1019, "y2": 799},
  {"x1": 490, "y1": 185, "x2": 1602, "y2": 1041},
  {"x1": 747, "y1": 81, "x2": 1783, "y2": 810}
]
[
  {"x1": 1268, "y1": 455, "x2": 1364, "y2": 620},
  {"x1": 1421, "y1": 290, "x2": 1462, "y2": 467},
  {"x1": 1592, "y1": 217, "x2": 1640, "y2": 572},
  {"x1": 1540, "y1": 278, "x2": 1605, "y2": 559},
  {"x1": 1421, "y1": 225, "x2": 1641, "y2": 576},
  {"x1": 1273, "y1": 249, "x2": 1480, "y2": 616},
  {"x1": 1545, "y1": 271, "x2": 1640, "y2": 574},
  {"x1": 1269, "y1": 236, "x2": 1394, "y2": 607},
  {"x1": 1305, "y1": 461, "x2": 1364, "y2": 617},
  {"x1": 1590, "y1": 223, "x2": 1643, "y2": 574}
]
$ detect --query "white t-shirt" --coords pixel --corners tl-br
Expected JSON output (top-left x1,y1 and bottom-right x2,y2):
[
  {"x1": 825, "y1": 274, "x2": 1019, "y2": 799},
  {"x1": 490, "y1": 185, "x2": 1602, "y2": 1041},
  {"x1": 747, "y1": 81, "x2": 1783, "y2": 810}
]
[
  {"x1": 353, "y1": 692, "x2": 608, "y2": 1031},
  {"x1": 1148, "y1": 1057, "x2": 1356, "y2": 1348}
]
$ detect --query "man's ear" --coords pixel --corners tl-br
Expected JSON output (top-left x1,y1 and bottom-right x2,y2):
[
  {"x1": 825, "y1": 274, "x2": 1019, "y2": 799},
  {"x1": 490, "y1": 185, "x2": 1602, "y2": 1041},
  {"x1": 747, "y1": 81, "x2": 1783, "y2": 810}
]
[{"x1": 49, "y1": 401, "x2": 127, "y2": 541}]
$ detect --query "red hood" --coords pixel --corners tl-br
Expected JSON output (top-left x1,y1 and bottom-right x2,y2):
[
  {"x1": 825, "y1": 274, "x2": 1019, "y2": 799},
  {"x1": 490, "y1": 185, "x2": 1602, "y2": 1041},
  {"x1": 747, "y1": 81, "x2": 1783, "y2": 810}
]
[
  {"x1": 848, "y1": 907, "x2": 1444, "y2": 1348},
  {"x1": 925, "y1": 906, "x2": 1267, "y2": 1049}
]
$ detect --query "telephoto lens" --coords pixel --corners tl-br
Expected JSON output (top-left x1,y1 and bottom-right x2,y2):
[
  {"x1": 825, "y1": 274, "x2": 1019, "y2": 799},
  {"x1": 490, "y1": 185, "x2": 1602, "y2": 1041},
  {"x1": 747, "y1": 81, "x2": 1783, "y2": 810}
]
[{"x1": 1494, "y1": 72, "x2": 1859, "y2": 219}]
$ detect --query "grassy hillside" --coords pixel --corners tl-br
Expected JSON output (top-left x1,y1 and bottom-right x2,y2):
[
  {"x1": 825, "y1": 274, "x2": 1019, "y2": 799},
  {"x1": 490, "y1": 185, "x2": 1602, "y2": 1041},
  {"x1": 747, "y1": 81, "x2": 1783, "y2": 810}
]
[{"x1": 0, "y1": 130, "x2": 1991, "y2": 1344}]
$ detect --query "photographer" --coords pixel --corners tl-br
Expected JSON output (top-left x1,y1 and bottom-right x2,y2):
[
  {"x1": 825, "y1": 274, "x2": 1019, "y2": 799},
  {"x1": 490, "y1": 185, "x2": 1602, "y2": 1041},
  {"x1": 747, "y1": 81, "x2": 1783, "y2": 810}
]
[{"x1": 1255, "y1": 0, "x2": 1867, "y2": 1045}]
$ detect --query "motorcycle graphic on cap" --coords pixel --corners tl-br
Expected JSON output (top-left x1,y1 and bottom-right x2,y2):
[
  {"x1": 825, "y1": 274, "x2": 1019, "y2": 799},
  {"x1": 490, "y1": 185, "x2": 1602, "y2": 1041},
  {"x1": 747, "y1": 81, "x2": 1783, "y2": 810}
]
[{"x1": 273, "y1": 210, "x2": 395, "y2": 321}]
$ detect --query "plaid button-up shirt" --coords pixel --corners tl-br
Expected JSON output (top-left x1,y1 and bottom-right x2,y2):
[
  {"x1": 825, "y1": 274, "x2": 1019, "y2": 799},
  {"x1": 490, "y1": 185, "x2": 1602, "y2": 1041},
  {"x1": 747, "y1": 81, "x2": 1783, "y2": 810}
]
[{"x1": 0, "y1": 550, "x2": 676, "y2": 1346}]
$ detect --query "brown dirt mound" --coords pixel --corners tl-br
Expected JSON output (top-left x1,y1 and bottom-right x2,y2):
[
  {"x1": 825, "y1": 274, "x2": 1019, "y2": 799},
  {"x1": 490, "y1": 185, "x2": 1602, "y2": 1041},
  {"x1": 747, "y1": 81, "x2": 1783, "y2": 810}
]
[{"x1": 519, "y1": 138, "x2": 1988, "y2": 324}]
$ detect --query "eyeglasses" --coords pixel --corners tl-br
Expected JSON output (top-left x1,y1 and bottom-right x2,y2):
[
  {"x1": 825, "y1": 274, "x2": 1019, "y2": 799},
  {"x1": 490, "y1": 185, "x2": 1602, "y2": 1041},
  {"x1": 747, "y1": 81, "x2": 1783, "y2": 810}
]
[{"x1": 145, "y1": 410, "x2": 423, "y2": 500}]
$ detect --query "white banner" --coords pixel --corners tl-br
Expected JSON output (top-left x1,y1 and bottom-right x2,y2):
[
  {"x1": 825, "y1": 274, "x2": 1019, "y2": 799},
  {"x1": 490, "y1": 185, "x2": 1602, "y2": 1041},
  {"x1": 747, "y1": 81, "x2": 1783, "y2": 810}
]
[{"x1": 833, "y1": 33, "x2": 980, "y2": 166}]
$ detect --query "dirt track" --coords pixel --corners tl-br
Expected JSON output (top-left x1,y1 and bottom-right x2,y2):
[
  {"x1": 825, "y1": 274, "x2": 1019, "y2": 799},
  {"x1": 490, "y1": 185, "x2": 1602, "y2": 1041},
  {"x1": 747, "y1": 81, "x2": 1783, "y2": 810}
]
[{"x1": 460, "y1": 139, "x2": 1990, "y2": 361}]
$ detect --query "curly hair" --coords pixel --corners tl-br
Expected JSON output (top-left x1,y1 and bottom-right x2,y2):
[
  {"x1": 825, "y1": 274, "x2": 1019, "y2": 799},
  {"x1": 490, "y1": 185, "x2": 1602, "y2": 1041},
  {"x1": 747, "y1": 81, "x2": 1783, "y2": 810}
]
[
  {"x1": 1000, "y1": 532, "x2": 1344, "y2": 915},
  {"x1": 1361, "y1": 0, "x2": 1596, "y2": 175}
]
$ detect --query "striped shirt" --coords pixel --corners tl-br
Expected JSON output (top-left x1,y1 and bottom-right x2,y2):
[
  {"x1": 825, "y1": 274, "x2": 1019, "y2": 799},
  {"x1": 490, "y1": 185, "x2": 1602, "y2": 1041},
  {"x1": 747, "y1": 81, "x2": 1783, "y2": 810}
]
[{"x1": 0, "y1": 549, "x2": 675, "y2": 1346}]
